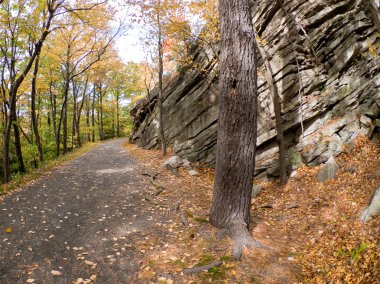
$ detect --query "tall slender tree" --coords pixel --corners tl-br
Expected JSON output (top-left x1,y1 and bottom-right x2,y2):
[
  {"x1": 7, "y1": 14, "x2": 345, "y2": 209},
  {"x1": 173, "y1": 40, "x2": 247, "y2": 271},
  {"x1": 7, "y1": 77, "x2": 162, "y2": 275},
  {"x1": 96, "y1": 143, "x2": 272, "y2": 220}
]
[{"x1": 210, "y1": 0, "x2": 262, "y2": 259}]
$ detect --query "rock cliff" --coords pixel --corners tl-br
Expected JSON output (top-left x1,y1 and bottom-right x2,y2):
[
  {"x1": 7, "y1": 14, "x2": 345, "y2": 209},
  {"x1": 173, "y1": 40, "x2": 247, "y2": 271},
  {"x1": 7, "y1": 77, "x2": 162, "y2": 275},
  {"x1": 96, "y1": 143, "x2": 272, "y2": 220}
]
[{"x1": 130, "y1": 0, "x2": 380, "y2": 178}]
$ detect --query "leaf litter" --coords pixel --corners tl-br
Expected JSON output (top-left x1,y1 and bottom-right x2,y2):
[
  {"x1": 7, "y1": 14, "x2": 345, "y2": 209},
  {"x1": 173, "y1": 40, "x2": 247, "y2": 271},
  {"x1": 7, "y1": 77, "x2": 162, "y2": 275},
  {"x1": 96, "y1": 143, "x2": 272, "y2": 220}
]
[{"x1": 125, "y1": 136, "x2": 380, "y2": 283}]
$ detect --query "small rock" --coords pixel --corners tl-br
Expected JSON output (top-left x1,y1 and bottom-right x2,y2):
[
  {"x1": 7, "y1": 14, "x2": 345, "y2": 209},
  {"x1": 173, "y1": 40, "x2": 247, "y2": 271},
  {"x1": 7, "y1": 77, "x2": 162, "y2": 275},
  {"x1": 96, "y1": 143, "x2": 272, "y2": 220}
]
[
  {"x1": 316, "y1": 156, "x2": 340, "y2": 182},
  {"x1": 346, "y1": 167, "x2": 355, "y2": 174},
  {"x1": 182, "y1": 159, "x2": 192, "y2": 170},
  {"x1": 188, "y1": 170, "x2": 199, "y2": 176},
  {"x1": 51, "y1": 270, "x2": 62, "y2": 276},
  {"x1": 252, "y1": 184, "x2": 263, "y2": 198},
  {"x1": 287, "y1": 257, "x2": 295, "y2": 261},
  {"x1": 290, "y1": 171, "x2": 298, "y2": 179},
  {"x1": 163, "y1": 156, "x2": 183, "y2": 169}
]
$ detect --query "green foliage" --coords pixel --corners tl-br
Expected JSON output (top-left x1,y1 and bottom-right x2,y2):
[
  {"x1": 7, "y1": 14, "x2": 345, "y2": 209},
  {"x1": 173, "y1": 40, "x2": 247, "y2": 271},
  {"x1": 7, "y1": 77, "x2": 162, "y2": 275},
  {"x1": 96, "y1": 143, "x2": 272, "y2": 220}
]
[
  {"x1": 196, "y1": 254, "x2": 215, "y2": 266},
  {"x1": 338, "y1": 242, "x2": 370, "y2": 262},
  {"x1": 289, "y1": 150, "x2": 302, "y2": 169},
  {"x1": 194, "y1": 217, "x2": 209, "y2": 224}
]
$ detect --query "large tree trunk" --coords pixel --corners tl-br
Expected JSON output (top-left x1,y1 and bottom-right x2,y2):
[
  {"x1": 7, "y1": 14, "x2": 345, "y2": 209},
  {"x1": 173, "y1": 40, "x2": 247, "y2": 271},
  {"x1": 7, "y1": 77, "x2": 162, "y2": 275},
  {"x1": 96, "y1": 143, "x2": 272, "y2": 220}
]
[
  {"x1": 31, "y1": 55, "x2": 44, "y2": 163},
  {"x1": 157, "y1": 5, "x2": 167, "y2": 156},
  {"x1": 210, "y1": 0, "x2": 259, "y2": 260}
]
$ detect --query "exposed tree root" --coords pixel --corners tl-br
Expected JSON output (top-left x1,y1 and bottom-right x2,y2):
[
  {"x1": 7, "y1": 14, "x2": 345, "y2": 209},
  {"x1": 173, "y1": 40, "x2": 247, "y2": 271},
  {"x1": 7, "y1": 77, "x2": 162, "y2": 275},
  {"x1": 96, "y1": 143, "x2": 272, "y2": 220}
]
[
  {"x1": 170, "y1": 201, "x2": 180, "y2": 212},
  {"x1": 141, "y1": 172, "x2": 165, "y2": 195},
  {"x1": 153, "y1": 188, "x2": 164, "y2": 196},
  {"x1": 182, "y1": 261, "x2": 223, "y2": 275},
  {"x1": 141, "y1": 172, "x2": 159, "y2": 180},
  {"x1": 225, "y1": 222, "x2": 271, "y2": 260},
  {"x1": 181, "y1": 210, "x2": 189, "y2": 227},
  {"x1": 285, "y1": 204, "x2": 299, "y2": 210}
]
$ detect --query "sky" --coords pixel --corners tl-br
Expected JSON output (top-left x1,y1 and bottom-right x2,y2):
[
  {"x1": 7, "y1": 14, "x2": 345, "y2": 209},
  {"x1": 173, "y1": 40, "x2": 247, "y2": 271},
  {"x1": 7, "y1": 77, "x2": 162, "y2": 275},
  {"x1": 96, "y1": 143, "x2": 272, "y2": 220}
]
[
  {"x1": 115, "y1": 26, "x2": 146, "y2": 63},
  {"x1": 110, "y1": 0, "x2": 147, "y2": 63}
]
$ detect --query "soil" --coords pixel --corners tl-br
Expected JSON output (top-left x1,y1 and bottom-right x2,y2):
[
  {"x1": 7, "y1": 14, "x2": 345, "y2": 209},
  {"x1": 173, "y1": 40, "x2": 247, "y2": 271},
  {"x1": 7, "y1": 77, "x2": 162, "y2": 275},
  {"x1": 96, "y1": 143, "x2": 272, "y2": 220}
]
[{"x1": 0, "y1": 139, "x2": 170, "y2": 284}]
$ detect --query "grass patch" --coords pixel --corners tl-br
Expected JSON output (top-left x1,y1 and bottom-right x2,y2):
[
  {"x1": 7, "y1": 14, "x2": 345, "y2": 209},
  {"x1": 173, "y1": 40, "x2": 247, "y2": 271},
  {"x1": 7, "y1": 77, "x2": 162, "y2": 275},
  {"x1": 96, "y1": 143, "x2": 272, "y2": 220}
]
[
  {"x1": 219, "y1": 255, "x2": 234, "y2": 262},
  {"x1": 170, "y1": 259, "x2": 187, "y2": 268},
  {"x1": 196, "y1": 254, "x2": 216, "y2": 267},
  {"x1": 0, "y1": 142, "x2": 99, "y2": 196},
  {"x1": 194, "y1": 217, "x2": 209, "y2": 224}
]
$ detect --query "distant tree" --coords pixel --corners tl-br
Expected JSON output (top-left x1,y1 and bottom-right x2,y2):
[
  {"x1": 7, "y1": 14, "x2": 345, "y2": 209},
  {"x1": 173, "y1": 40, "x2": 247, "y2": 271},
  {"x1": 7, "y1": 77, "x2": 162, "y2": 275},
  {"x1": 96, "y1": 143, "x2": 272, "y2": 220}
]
[
  {"x1": 210, "y1": 0, "x2": 261, "y2": 259},
  {"x1": 127, "y1": 0, "x2": 189, "y2": 156}
]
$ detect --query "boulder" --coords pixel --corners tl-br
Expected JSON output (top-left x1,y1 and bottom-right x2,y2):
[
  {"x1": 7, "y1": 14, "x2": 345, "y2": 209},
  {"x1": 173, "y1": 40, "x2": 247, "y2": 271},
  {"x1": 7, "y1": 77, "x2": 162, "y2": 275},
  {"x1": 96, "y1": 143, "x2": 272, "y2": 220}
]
[
  {"x1": 316, "y1": 156, "x2": 340, "y2": 182},
  {"x1": 163, "y1": 156, "x2": 183, "y2": 169},
  {"x1": 360, "y1": 185, "x2": 380, "y2": 222}
]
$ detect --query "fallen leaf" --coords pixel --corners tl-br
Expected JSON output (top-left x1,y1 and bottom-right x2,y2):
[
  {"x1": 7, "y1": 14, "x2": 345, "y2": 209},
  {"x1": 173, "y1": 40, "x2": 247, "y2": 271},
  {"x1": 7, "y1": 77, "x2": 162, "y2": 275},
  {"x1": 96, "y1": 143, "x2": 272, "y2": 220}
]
[
  {"x1": 51, "y1": 270, "x2": 62, "y2": 276},
  {"x1": 84, "y1": 260, "x2": 95, "y2": 266}
]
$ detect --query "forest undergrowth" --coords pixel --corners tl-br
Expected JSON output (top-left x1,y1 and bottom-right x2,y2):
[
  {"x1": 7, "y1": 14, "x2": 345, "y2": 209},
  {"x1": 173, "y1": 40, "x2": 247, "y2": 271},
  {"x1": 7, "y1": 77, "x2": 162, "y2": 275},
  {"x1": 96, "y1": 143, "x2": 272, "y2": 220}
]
[{"x1": 125, "y1": 136, "x2": 379, "y2": 284}]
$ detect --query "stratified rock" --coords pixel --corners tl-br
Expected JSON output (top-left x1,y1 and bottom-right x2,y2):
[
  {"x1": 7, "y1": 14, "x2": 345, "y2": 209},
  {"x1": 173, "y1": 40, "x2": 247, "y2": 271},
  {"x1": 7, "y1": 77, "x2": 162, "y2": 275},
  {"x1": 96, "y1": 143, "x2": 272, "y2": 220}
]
[
  {"x1": 131, "y1": 0, "x2": 380, "y2": 179},
  {"x1": 163, "y1": 156, "x2": 183, "y2": 169},
  {"x1": 360, "y1": 185, "x2": 380, "y2": 222},
  {"x1": 316, "y1": 156, "x2": 340, "y2": 182}
]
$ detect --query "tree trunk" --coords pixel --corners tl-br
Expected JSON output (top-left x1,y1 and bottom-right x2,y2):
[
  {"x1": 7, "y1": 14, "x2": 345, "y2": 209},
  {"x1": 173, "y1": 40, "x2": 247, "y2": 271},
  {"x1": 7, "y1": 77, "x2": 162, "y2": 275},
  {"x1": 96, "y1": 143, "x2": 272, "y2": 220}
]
[
  {"x1": 91, "y1": 86, "x2": 96, "y2": 142},
  {"x1": 76, "y1": 83, "x2": 87, "y2": 148},
  {"x1": 31, "y1": 55, "x2": 44, "y2": 163},
  {"x1": 255, "y1": 37, "x2": 287, "y2": 184},
  {"x1": 157, "y1": 4, "x2": 167, "y2": 156},
  {"x1": 86, "y1": 99, "x2": 91, "y2": 142},
  {"x1": 71, "y1": 80, "x2": 77, "y2": 150},
  {"x1": 12, "y1": 106, "x2": 26, "y2": 174},
  {"x1": 210, "y1": 0, "x2": 258, "y2": 260},
  {"x1": 49, "y1": 79, "x2": 57, "y2": 145},
  {"x1": 116, "y1": 92, "x2": 120, "y2": 137}
]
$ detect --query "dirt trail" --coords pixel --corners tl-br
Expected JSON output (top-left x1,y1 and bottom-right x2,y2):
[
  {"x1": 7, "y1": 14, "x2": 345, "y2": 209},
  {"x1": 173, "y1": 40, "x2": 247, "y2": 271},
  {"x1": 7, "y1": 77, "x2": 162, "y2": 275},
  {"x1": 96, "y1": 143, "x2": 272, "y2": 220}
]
[{"x1": 0, "y1": 139, "x2": 167, "y2": 284}]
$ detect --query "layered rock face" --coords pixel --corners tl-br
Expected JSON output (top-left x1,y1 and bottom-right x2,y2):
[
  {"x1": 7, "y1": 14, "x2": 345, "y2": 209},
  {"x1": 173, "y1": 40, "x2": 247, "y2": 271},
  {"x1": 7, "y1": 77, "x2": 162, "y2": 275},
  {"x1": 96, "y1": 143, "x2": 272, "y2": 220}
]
[{"x1": 131, "y1": 0, "x2": 380, "y2": 178}]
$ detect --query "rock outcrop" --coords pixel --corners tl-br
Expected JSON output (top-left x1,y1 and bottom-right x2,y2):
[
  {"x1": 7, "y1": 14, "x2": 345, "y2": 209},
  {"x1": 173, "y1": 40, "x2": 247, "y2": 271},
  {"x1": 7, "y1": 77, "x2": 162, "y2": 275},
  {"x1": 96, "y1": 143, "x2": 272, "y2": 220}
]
[{"x1": 131, "y1": 0, "x2": 380, "y2": 179}]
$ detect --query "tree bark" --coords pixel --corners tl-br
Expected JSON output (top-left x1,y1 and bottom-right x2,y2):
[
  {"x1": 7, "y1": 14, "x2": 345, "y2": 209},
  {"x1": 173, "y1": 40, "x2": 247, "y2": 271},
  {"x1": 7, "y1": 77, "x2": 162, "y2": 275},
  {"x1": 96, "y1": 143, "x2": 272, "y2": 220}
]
[
  {"x1": 86, "y1": 97, "x2": 91, "y2": 142},
  {"x1": 71, "y1": 80, "x2": 78, "y2": 150},
  {"x1": 12, "y1": 107, "x2": 26, "y2": 174},
  {"x1": 116, "y1": 92, "x2": 120, "y2": 137},
  {"x1": 157, "y1": 3, "x2": 167, "y2": 156},
  {"x1": 91, "y1": 86, "x2": 96, "y2": 142},
  {"x1": 98, "y1": 84, "x2": 104, "y2": 140},
  {"x1": 210, "y1": 0, "x2": 258, "y2": 259},
  {"x1": 31, "y1": 55, "x2": 44, "y2": 163}
]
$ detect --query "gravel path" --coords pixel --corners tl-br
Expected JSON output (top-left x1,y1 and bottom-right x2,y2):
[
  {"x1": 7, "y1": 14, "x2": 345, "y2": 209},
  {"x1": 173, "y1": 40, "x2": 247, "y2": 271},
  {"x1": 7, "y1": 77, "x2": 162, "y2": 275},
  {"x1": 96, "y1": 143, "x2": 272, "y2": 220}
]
[{"x1": 0, "y1": 139, "x2": 164, "y2": 283}]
